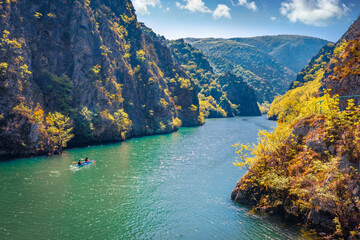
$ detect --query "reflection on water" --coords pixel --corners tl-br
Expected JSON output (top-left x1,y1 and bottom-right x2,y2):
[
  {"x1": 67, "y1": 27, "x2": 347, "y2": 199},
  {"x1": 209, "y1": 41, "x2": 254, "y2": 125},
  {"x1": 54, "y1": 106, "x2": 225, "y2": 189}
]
[{"x1": 0, "y1": 116, "x2": 314, "y2": 239}]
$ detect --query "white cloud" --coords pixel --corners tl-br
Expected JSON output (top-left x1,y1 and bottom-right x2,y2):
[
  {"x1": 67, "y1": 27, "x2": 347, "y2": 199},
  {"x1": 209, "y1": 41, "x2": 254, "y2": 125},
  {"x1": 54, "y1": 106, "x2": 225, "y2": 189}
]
[
  {"x1": 238, "y1": 0, "x2": 257, "y2": 11},
  {"x1": 271, "y1": 16, "x2": 277, "y2": 21},
  {"x1": 213, "y1": 4, "x2": 231, "y2": 19},
  {"x1": 176, "y1": 0, "x2": 211, "y2": 13},
  {"x1": 280, "y1": 0, "x2": 349, "y2": 26},
  {"x1": 176, "y1": 1, "x2": 231, "y2": 20},
  {"x1": 133, "y1": 0, "x2": 161, "y2": 15}
]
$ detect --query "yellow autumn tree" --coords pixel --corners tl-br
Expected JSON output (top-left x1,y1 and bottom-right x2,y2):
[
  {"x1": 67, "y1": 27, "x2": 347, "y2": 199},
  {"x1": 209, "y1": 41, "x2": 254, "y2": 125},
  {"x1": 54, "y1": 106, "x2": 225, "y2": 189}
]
[
  {"x1": 113, "y1": 109, "x2": 132, "y2": 140},
  {"x1": 45, "y1": 112, "x2": 74, "y2": 154}
]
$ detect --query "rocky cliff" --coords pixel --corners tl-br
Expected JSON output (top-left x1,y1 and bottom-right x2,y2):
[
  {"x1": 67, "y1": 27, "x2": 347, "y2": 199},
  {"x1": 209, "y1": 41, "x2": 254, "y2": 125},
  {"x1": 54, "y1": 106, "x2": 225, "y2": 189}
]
[
  {"x1": 0, "y1": 0, "x2": 202, "y2": 157},
  {"x1": 217, "y1": 73, "x2": 260, "y2": 116}
]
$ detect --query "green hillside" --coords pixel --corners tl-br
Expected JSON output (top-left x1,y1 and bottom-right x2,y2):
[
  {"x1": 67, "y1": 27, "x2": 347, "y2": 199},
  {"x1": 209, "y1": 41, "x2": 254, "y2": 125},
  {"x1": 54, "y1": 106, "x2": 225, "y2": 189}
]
[
  {"x1": 185, "y1": 36, "x2": 329, "y2": 103},
  {"x1": 167, "y1": 39, "x2": 261, "y2": 118},
  {"x1": 230, "y1": 35, "x2": 330, "y2": 73}
]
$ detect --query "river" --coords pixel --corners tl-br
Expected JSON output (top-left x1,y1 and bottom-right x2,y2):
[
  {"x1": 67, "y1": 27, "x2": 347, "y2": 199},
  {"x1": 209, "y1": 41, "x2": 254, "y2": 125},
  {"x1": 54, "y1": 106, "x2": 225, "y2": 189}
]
[{"x1": 0, "y1": 116, "x2": 314, "y2": 239}]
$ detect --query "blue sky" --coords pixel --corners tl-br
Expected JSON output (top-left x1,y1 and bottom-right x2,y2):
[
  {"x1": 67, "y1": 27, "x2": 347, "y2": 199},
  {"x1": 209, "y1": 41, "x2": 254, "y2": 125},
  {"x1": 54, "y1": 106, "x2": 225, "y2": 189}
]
[{"x1": 133, "y1": 0, "x2": 360, "y2": 42}]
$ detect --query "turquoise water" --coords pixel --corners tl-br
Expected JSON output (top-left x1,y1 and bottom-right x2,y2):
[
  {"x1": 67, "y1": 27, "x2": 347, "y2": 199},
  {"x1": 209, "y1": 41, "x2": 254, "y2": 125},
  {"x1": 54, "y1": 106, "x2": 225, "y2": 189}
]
[{"x1": 0, "y1": 116, "x2": 313, "y2": 239}]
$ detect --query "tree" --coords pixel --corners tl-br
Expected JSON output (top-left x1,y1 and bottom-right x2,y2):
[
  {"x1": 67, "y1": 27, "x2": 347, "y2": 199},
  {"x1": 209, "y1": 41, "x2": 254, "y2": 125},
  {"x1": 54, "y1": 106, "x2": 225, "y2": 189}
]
[
  {"x1": 45, "y1": 112, "x2": 74, "y2": 154},
  {"x1": 113, "y1": 109, "x2": 132, "y2": 140}
]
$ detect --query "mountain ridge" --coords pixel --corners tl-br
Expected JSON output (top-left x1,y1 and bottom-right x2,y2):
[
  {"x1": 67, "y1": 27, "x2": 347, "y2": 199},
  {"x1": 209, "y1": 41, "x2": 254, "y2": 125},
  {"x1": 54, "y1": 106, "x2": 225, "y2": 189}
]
[{"x1": 230, "y1": 35, "x2": 331, "y2": 73}]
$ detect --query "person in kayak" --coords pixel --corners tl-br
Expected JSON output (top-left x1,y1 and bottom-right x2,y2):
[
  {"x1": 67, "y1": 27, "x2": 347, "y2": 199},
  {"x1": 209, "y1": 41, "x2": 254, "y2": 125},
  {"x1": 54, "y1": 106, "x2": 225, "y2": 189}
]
[
  {"x1": 78, "y1": 159, "x2": 82, "y2": 165},
  {"x1": 85, "y1": 157, "x2": 89, "y2": 163}
]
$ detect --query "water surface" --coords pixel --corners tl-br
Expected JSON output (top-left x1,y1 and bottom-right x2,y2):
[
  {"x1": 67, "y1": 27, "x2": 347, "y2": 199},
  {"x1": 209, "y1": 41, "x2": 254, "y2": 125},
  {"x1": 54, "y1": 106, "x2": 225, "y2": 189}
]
[{"x1": 0, "y1": 116, "x2": 314, "y2": 239}]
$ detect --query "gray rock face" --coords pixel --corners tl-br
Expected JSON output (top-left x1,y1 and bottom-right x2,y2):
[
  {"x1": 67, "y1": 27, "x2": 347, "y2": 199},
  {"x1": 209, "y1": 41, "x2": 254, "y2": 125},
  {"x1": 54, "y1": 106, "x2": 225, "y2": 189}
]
[
  {"x1": 323, "y1": 15, "x2": 360, "y2": 103},
  {"x1": 218, "y1": 73, "x2": 261, "y2": 116}
]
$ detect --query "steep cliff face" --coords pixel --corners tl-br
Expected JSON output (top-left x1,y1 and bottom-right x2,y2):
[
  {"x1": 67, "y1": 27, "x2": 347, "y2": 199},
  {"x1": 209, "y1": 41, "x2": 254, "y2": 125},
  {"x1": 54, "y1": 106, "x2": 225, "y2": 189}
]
[
  {"x1": 0, "y1": 0, "x2": 202, "y2": 157},
  {"x1": 269, "y1": 15, "x2": 360, "y2": 121},
  {"x1": 341, "y1": 15, "x2": 360, "y2": 42},
  {"x1": 168, "y1": 38, "x2": 214, "y2": 85},
  {"x1": 217, "y1": 73, "x2": 261, "y2": 116}
]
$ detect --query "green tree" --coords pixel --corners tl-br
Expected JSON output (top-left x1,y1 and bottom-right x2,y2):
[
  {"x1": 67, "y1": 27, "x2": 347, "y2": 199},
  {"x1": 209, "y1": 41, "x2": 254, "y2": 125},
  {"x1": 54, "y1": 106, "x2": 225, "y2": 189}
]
[
  {"x1": 74, "y1": 107, "x2": 95, "y2": 142},
  {"x1": 38, "y1": 72, "x2": 73, "y2": 113}
]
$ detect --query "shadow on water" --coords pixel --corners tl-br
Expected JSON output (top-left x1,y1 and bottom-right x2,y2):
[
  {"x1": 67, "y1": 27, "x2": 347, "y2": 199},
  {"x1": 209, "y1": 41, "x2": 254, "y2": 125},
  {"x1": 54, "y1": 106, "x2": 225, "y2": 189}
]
[{"x1": 240, "y1": 116, "x2": 276, "y2": 131}]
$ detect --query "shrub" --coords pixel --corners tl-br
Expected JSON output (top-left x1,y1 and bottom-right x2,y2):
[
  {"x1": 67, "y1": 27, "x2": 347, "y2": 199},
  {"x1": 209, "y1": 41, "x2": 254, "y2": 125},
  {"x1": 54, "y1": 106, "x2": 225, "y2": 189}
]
[{"x1": 136, "y1": 49, "x2": 146, "y2": 62}]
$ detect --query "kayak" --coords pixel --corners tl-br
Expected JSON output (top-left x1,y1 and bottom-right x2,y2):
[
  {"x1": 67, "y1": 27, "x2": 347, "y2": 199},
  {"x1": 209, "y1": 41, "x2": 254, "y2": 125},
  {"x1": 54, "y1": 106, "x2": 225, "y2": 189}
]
[{"x1": 77, "y1": 160, "x2": 95, "y2": 167}]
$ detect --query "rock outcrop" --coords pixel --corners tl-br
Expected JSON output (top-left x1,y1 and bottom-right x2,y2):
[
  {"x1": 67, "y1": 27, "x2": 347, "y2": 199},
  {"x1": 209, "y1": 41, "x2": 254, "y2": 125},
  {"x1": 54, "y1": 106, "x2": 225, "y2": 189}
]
[
  {"x1": 289, "y1": 15, "x2": 360, "y2": 98},
  {"x1": 270, "y1": 14, "x2": 360, "y2": 121},
  {"x1": 218, "y1": 73, "x2": 261, "y2": 116},
  {"x1": 232, "y1": 115, "x2": 360, "y2": 238}
]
